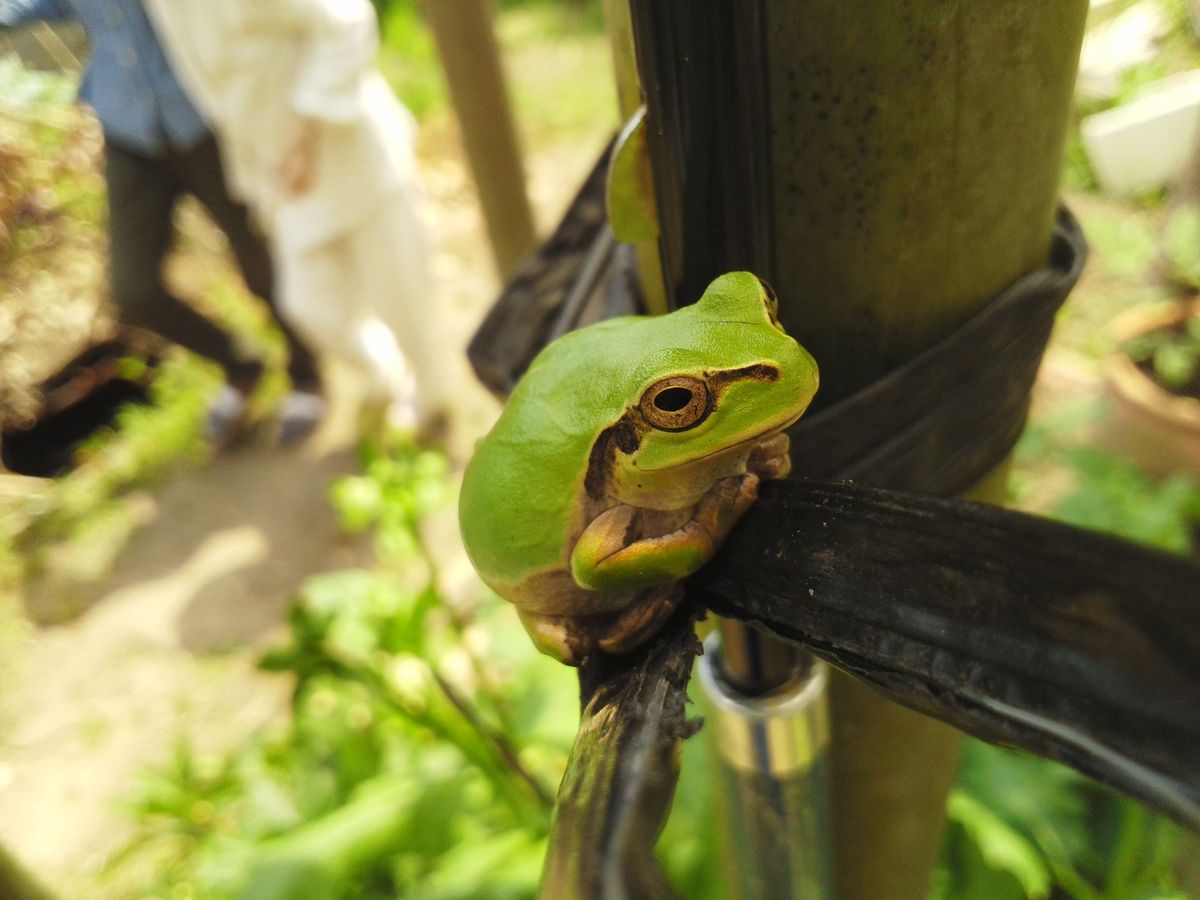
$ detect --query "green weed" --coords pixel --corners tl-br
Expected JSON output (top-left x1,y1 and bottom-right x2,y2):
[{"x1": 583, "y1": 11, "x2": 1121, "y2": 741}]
[{"x1": 111, "y1": 439, "x2": 575, "y2": 898}]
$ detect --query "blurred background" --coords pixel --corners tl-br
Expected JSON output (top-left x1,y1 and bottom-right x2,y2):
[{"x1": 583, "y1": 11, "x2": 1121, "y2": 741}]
[{"x1": 0, "y1": 0, "x2": 1198, "y2": 898}]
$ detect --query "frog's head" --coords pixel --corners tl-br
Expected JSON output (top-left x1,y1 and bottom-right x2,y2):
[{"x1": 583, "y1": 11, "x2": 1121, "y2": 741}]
[{"x1": 614, "y1": 271, "x2": 818, "y2": 483}]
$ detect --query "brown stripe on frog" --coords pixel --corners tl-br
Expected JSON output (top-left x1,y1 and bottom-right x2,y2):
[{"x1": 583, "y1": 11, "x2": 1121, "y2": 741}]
[
  {"x1": 583, "y1": 414, "x2": 643, "y2": 501},
  {"x1": 708, "y1": 363, "x2": 780, "y2": 399}
]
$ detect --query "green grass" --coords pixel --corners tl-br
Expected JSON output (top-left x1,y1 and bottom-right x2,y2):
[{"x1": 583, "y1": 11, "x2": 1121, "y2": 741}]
[
  {"x1": 376, "y1": 0, "x2": 615, "y2": 141},
  {"x1": 106, "y1": 440, "x2": 575, "y2": 899},
  {"x1": 375, "y1": 3, "x2": 446, "y2": 120}
]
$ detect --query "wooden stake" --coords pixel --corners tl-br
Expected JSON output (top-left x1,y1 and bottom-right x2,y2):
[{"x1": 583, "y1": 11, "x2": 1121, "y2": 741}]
[{"x1": 423, "y1": 0, "x2": 537, "y2": 279}]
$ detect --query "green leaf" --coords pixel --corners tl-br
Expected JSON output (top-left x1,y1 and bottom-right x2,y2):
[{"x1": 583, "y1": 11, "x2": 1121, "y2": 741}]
[
  {"x1": 406, "y1": 829, "x2": 545, "y2": 900},
  {"x1": 1163, "y1": 205, "x2": 1200, "y2": 288},
  {"x1": 1053, "y1": 449, "x2": 1200, "y2": 554},
  {"x1": 1152, "y1": 342, "x2": 1199, "y2": 391},
  {"x1": 329, "y1": 476, "x2": 385, "y2": 533},
  {"x1": 236, "y1": 773, "x2": 417, "y2": 900},
  {"x1": 947, "y1": 790, "x2": 1053, "y2": 899},
  {"x1": 933, "y1": 822, "x2": 1030, "y2": 900}
]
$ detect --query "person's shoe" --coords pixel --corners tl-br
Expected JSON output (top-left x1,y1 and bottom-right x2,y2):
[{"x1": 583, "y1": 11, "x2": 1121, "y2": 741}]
[
  {"x1": 204, "y1": 384, "x2": 256, "y2": 448},
  {"x1": 205, "y1": 362, "x2": 264, "y2": 449},
  {"x1": 277, "y1": 389, "x2": 327, "y2": 446}
]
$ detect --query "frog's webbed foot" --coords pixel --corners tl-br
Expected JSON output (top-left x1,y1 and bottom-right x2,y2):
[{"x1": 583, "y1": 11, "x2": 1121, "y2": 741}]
[
  {"x1": 596, "y1": 583, "x2": 685, "y2": 654},
  {"x1": 747, "y1": 431, "x2": 791, "y2": 480}
]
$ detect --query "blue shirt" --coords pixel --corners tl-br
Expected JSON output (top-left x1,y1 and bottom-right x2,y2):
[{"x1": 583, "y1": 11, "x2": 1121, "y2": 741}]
[{"x1": 0, "y1": 0, "x2": 209, "y2": 155}]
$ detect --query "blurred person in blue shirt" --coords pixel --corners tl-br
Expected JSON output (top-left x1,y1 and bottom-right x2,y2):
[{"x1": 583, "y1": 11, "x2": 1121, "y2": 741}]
[{"x1": 0, "y1": 0, "x2": 325, "y2": 444}]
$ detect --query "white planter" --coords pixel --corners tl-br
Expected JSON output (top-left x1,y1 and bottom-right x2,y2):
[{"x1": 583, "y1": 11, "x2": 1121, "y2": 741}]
[{"x1": 1081, "y1": 69, "x2": 1200, "y2": 196}]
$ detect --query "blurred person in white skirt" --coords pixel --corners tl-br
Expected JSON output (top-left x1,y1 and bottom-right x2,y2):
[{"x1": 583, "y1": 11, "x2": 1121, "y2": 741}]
[{"x1": 144, "y1": 0, "x2": 449, "y2": 434}]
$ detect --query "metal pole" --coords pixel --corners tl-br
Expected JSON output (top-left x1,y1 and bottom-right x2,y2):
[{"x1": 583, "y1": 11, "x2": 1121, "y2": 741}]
[{"x1": 699, "y1": 635, "x2": 832, "y2": 899}]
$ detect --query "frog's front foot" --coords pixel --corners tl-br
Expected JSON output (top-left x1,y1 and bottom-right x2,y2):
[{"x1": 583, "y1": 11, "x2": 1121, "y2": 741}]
[{"x1": 748, "y1": 431, "x2": 792, "y2": 480}]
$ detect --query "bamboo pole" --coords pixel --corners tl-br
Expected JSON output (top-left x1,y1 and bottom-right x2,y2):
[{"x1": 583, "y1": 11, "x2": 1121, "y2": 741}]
[
  {"x1": 761, "y1": 7, "x2": 1088, "y2": 898},
  {"x1": 624, "y1": 2, "x2": 1088, "y2": 897},
  {"x1": 766, "y1": 4, "x2": 1088, "y2": 404},
  {"x1": 423, "y1": 0, "x2": 537, "y2": 279}
]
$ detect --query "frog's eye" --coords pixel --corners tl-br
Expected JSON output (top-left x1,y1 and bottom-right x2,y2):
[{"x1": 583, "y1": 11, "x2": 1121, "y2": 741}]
[{"x1": 639, "y1": 375, "x2": 712, "y2": 431}]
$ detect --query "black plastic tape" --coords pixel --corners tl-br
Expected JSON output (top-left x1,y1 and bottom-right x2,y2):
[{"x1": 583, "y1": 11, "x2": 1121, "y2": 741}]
[
  {"x1": 789, "y1": 207, "x2": 1087, "y2": 495},
  {"x1": 699, "y1": 478, "x2": 1200, "y2": 829}
]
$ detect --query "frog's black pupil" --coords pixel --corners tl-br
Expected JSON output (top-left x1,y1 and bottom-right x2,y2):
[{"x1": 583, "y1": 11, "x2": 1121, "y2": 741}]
[{"x1": 655, "y1": 387, "x2": 693, "y2": 412}]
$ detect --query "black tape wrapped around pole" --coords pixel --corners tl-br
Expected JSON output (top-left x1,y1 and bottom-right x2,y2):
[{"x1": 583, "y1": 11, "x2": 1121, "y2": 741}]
[
  {"x1": 698, "y1": 478, "x2": 1200, "y2": 830},
  {"x1": 788, "y1": 208, "x2": 1087, "y2": 493}
]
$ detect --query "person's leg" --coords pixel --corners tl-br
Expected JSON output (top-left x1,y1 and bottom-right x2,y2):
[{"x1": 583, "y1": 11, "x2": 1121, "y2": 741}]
[
  {"x1": 351, "y1": 194, "x2": 450, "y2": 422},
  {"x1": 277, "y1": 232, "x2": 409, "y2": 388},
  {"x1": 171, "y1": 134, "x2": 322, "y2": 392},
  {"x1": 105, "y1": 139, "x2": 259, "y2": 386}
]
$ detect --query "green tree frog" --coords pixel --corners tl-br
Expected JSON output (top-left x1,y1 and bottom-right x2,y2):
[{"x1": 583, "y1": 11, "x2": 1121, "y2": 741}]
[{"x1": 459, "y1": 272, "x2": 819, "y2": 664}]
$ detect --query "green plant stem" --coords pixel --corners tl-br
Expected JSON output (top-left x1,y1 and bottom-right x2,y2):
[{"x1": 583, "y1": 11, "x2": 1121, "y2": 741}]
[
  {"x1": 331, "y1": 657, "x2": 549, "y2": 828},
  {"x1": 1106, "y1": 801, "x2": 1146, "y2": 896},
  {"x1": 431, "y1": 670, "x2": 554, "y2": 808},
  {"x1": 1031, "y1": 822, "x2": 1103, "y2": 900},
  {"x1": 419, "y1": 544, "x2": 518, "y2": 734}
]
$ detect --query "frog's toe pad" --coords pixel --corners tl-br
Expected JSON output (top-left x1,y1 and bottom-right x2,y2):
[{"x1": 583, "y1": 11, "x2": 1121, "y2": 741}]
[
  {"x1": 597, "y1": 583, "x2": 685, "y2": 654},
  {"x1": 517, "y1": 610, "x2": 582, "y2": 666},
  {"x1": 748, "y1": 432, "x2": 792, "y2": 479}
]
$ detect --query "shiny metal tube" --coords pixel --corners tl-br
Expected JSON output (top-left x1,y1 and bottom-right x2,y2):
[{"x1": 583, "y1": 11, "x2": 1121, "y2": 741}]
[{"x1": 698, "y1": 633, "x2": 833, "y2": 899}]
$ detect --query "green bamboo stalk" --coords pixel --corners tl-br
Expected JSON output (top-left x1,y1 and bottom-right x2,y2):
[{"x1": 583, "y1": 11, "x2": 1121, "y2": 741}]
[
  {"x1": 762, "y1": 6, "x2": 1088, "y2": 898},
  {"x1": 767, "y1": 3, "x2": 1089, "y2": 405},
  {"x1": 613, "y1": 2, "x2": 1088, "y2": 895}
]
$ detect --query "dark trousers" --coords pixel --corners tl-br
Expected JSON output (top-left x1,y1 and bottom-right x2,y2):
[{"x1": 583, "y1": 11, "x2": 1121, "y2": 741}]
[{"x1": 104, "y1": 133, "x2": 320, "y2": 389}]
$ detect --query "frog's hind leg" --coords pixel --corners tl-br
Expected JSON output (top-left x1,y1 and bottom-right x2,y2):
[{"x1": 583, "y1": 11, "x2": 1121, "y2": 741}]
[{"x1": 596, "y1": 583, "x2": 685, "y2": 654}]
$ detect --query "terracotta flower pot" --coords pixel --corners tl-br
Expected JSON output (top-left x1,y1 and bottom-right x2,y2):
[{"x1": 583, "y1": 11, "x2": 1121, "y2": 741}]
[{"x1": 1101, "y1": 298, "x2": 1200, "y2": 478}]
